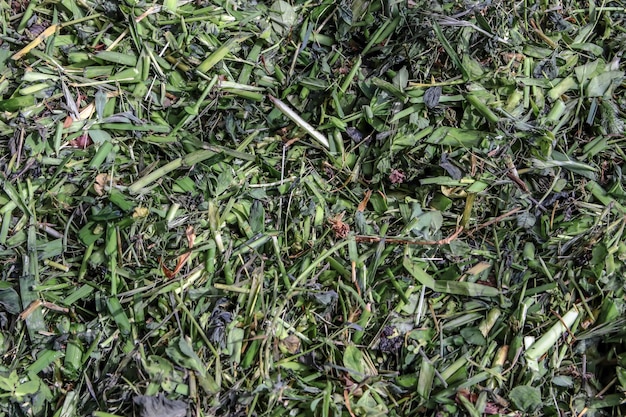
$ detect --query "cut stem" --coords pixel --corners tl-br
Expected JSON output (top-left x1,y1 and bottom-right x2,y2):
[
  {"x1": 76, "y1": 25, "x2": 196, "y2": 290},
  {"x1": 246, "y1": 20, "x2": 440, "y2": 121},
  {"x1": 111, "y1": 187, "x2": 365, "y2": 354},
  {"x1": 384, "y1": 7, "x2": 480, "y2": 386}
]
[{"x1": 268, "y1": 95, "x2": 329, "y2": 148}]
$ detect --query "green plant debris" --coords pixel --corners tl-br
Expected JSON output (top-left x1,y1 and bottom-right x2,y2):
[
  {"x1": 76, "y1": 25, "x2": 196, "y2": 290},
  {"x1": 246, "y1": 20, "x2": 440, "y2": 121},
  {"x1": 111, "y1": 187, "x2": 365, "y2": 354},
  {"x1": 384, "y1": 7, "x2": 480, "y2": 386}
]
[{"x1": 0, "y1": 1, "x2": 625, "y2": 416}]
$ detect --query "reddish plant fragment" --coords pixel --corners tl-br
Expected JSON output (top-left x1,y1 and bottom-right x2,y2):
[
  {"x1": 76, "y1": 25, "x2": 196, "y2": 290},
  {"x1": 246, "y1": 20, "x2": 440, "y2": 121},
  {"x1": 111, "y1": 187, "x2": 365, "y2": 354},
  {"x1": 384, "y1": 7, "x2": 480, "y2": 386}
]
[
  {"x1": 389, "y1": 169, "x2": 405, "y2": 184},
  {"x1": 68, "y1": 133, "x2": 92, "y2": 149},
  {"x1": 357, "y1": 190, "x2": 372, "y2": 212},
  {"x1": 328, "y1": 212, "x2": 350, "y2": 238},
  {"x1": 161, "y1": 226, "x2": 196, "y2": 278},
  {"x1": 456, "y1": 389, "x2": 508, "y2": 415}
]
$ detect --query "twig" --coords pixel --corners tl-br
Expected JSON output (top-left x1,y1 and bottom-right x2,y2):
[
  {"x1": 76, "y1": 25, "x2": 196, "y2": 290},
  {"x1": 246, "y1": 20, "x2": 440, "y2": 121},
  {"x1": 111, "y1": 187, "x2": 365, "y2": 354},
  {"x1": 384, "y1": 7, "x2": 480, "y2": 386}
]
[
  {"x1": 268, "y1": 95, "x2": 329, "y2": 148},
  {"x1": 466, "y1": 207, "x2": 522, "y2": 236},
  {"x1": 355, "y1": 227, "x2": 463, "y2": 245}
]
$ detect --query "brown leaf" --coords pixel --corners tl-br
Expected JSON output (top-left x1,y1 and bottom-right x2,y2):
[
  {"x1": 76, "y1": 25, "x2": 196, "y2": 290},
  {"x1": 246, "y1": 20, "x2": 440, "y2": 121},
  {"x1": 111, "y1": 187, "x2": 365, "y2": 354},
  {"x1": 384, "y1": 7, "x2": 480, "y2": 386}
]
[
  {"x1": 94, "y1": 173, "x2": 110, "y2": 196},
  {"x1": 357, "y1": 190, "x2": 372, "y2": 212},
  {"x1": 328, "y1": 212, "x2": 350, "y2": 238},
  {"x1": 279, "y1": 334, "x2": 301, "y2": 354},
  {"x1": 161, "y1": 226, "x2": 196, "y2": 279},
  {"x1": 68, "y1": 133, "x2": 92, "y2": 149}
]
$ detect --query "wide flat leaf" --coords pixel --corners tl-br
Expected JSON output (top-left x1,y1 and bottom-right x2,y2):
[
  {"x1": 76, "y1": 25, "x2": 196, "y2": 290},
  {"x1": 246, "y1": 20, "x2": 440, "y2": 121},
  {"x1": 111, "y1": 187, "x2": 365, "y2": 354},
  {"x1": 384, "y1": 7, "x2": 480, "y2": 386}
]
[
  {"x1": 404, "y1": 257, "x2": 500, "y2": 297},
  {"x1": 426, "y1": 127, "x2": 487, "y2": 147},
  {"x1": 587, "y1": 70, "x2": 624, "y2": 97},
  {"x1": 134, "y1": 394, "x2": 187, "y2": 417},
  {"x1": 343, "y1": 345, "x2": 366, "y2": 381},
  {"x1": 270, "y1": 0, "x2": 297, "y2": 35},
  {"x1": 0, "y1": 286, "x2": 20, "y2": 314},
  {"x1": 509, "y1": 386, "x2": 542, "y2": 412}
]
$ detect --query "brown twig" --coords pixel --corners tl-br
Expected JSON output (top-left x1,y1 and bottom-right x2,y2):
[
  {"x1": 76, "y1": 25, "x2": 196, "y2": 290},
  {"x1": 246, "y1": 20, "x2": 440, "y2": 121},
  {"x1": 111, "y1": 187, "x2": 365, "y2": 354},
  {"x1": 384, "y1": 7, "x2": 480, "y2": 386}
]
[
  {"x1": 355, "y1": 227, "x2": 463, "y2": 245},
  {"x1": 529, "y1": 18, "x2": 558, "y2": 48},
  {"x1": 344, "y1": 388, "x2": 357, "y2": 417},
  {"x1": 466, "y1": 207, "x2": 522, "y2": 236},
  {"x1": 357, "y1": 190, "x2": 372, "y2": 212}
]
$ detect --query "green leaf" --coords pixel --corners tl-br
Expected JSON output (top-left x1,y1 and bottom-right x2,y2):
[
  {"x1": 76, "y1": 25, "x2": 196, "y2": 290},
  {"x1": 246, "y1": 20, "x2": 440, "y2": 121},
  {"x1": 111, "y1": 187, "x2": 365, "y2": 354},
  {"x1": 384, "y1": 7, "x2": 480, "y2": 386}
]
[
  {"x1": 78, "y1": 222, "x2": 104, "y2": 246},
  {"x1": 0, "y1": 95, "x2": 35, "y2": 111},
  {"x1": 574, "y1": 59, "x2": 603, "y2": 83},
  {"x1": 369, "y1": 193, "x2": 388, "y2": 214},
  {"x1": 109, "y1": 189, "x2": 136, "y2": 212},
  {"x1": 392, "y1": 66, "x2": 409, "y2": 91},
  {"x1": 509, "y1": 386, "x2": 542, "y2": 412},
  {"x1": 396, "y1": 374, "x2": 417, "y2": 388},
  {"x1": 249, "y1": 200, "x2": 266, "y2": 234},
  {"x1": 227, "y1": 327, "x2": 244, "y2": 365},
  {"x1": 432, "y1": 281, "x2": 500, "y2": 297},
  {"x1": 14, "y1": 378, "x2": 41, "y2": 398},
  {"x1": 462, "y1": 55, "x2": 484, "y2": 80},
  {"x1": 617, "y1": 367, "x2": 626, "y2": 390},
  {"x1": 430, "y1": 193, "x2": 452, "y2": 211},
  {"x1": 166, "y1": 337, "x2": 207, "y2": 377},
  {"x1": 173, "y1": 177, "x2": 197, "y2": 194},
  {"x1": 88, "y1": 129, "x2": 112, "y2": 145},
  {"x1": 597, "y1": 298, "x2": 620, "y2": 325},
  {"x1": 0, "y1": 286, "x2": 20, "y2": 314},
  {"x1": 590, "y1": 243, "x2": 608, "y2": 278},
  {"x1": 460, "y1": 327, "x2": 486, "y2": 346},
  {"x1": 343, "y1": 345, "x2": 366, "y2": 381},
  {"x1": 94, "y1": 89, "x2": 106, "y2": 119},
  {"x1": 144, "y1": 355, "x2": 175, "y2": 379},
  {"x1": 426, "y1": 127, "x2": 487, "y2": 147},
  {"x1": 587, "y1": 71, "x2": 624, "y2": 97},
  {"x1": 532, "y1": 151, "x2": 596, "y2": 180},
  {"x1": 410, "y1": 211, "x2": 443, "y2": 239},
  {"x1": 215, "y1": 170, "x2": 234, "y2": 196},
  {"x1": 0, "y1": 370, "x2": 18, "y2": 392},
  {"x1": 432, "y1": 21, "x2": 467, "y2": 80},
  {"x1": 516, "y1": 211, "x2": 536, "y2": 229},
  {"x1": 570, "y1": 42, "x2": 604, "y2": 56},
  {"x1": 404, "y1": 257, "x2": 500, "y2": 297},
  {"x1": 403, "y1": 257, "x2": 436, "y2": 288},
  {"x1": 552, "y1": 375, "x2": 574, "y2": 387},
  {"x1": 417, "y1": 357, "x2": 434, "y2": 399},
  {"x1": 197, "y1": 36, "x2": 250, "y2": 74},
  {"x1": 270, "y1": 0, "x2": 297, "y2": 35},
  {"x1": 95, "y1": 51, "x2": 137, "y2": 67}
]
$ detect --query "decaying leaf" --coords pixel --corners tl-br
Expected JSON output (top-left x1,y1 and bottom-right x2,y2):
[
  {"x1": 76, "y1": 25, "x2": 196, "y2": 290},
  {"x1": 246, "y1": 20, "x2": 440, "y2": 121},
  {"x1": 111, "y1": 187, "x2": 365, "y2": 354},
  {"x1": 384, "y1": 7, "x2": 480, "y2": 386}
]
[{"x1": 133, "y1": 394, "x2": 187, "y2": 417}]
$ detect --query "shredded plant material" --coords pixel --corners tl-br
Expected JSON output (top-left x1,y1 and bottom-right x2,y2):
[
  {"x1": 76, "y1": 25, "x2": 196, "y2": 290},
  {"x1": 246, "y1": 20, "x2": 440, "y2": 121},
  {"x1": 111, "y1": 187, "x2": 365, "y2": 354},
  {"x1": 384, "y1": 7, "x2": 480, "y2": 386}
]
[{"x1": 0, "y1": 1, "x2": 625, "y2": 416}]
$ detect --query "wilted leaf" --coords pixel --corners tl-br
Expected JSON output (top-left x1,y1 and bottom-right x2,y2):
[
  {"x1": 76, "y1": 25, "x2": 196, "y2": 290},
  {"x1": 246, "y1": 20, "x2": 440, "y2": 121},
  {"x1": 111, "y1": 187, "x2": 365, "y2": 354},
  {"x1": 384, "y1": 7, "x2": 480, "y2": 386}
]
[
  {"x1": 424, "y1": 86, "x2": 442, "y2": 109},
  {"x1": 439, "y1": 153, "x2": 463, "y2": 180},
  {"x1": 346, "y1": 126, "x2": 365, "y2": 142},
  {"x1": 279, "y1": 334, "x2": 301, "y2": 354},
  {"x1": 534, "y1": 57, "x2": 558, "y2": 79},
  {"x1": 0, "y1": 285, "x2": 20, "y2": 315},
  {"x1": 516, "y1": 211, "x2": 536, "y2": 229},
  {"x1": 134, "y1": 394, "x2": 187, "y2": 417}
]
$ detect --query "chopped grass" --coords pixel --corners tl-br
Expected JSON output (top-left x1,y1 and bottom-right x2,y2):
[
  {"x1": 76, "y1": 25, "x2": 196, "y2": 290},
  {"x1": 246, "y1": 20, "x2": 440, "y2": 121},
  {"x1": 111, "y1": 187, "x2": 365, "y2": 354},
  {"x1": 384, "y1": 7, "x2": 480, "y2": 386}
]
[{"x1": 0, "y1": 0, "x2": 625, "y2": 416}]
